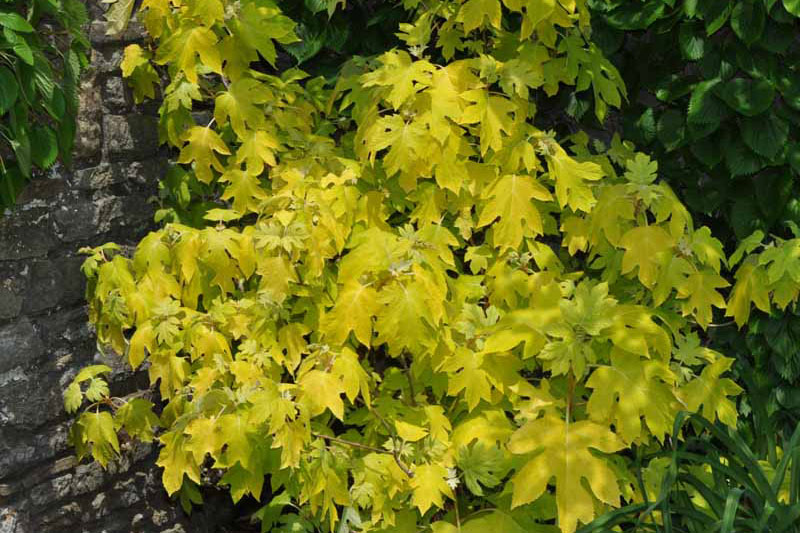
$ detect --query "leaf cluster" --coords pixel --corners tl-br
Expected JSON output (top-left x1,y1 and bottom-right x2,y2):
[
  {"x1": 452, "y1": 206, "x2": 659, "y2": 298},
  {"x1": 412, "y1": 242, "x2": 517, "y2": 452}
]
[
  {"x1": 61, "y1": 1, "x2": 792, "y2": 533},
  {"x1": 589, "y1": 0, "x2": 800, "y2": 243},
  {"x1": 0, "y1": 0, "x2": 89, "y2": 207}
]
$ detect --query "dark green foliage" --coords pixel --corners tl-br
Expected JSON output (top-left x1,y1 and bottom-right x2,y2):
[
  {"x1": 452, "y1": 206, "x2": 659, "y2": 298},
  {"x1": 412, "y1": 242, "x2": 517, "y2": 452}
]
[
  {"x1": 0, "y1": 0, "x2": 89, "y2": 207},
  {"x1": 589, "y1": 0, "x2": 800, "y2": 244}
]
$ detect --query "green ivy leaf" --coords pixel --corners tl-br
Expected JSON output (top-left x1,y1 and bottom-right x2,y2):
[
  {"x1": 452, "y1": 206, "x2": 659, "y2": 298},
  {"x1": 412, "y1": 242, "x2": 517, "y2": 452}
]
[
  {"x1": 0, "y1": 66, "x2": 17, "y2": 113},
  {"x1": 4, "y1": 28, "x2": 34, "y2": 65},
  {"x1": 739, "y1": 113, "x2": 788, "y2": 160},
  {"x1": 678, "y1": 22, "x2": 705, "y2": 60},
  {"x1": 0, "y1": 13, "x2": 34, "y2": 33},
  {"x1": 783, "y1": 0, "x2": 800, "y2": 17},
  {"x1": 721, "y1": 77, "x2": 775, "y2": 117},
  {"x1": 687, "y1": 79, "x2": 727, "y2": 126},
  {"x1": 30, "y1": 126, "x2": 59, "y2": 168},
  {"x1": 730, "y1": 1, "x2": 765, "y2": 46},
  {"x1": 657, "y1": 109, "x2": 685, "y2": 151},
  {"x1": 698, "y1": 0, "x2": 733, "y2": 35}
]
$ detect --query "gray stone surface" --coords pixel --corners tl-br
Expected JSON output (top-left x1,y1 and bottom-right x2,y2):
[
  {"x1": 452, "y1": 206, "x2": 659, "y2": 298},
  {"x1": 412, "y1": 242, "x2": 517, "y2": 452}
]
[{"x1": 0, "y1": 3, "x2": 245, "y2": 531}]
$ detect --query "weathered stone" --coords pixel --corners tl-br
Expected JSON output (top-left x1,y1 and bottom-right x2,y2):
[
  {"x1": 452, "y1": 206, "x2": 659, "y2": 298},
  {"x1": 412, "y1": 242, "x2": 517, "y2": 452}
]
[
  {"x1": 51, "y1": 199, "x2": 101, "y2": 243},
  {"x1": 0, "y1": 318, "x2": 43, "y2": 374},
  {"x1": 103, "y1": 115, "x2": 159, "y2": 161},
  {"x1": 21, "y1": 257, "x2": 85, "y2": 314},
  {"x1": 0, "y1": 279, "x2": 24, "y2": 321},
  {"x1": 73, "y1": 76, "x2": 103, "y2": 164},
  {"x1": 102, "y1": 76, "x2": 130, "y2": 111},
  {"x1": 0, "y1": 207, "x2": 57, "y2": 260},
  {"x1": 91, "y1": 47, "x2": 124, "y2": 74},
  {"x1": 89, "y1": 20, "x2": 147, "y2": 45},
  {"x1": 71, "y1": 159, "x2": 166, "y2": 191}
]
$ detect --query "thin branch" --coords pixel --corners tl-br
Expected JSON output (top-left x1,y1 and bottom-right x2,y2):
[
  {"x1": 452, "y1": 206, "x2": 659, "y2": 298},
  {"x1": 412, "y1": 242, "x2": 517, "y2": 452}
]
[
  {"x1": 312, "y1": 429, "x2": 414, "y2": 478},
  {"x1": 311, "y1": 432, "x2": 387, "y2": 454},
  {"x1": 400, "y1": 351, "x2": 418, "y2": 407},
  {"x1": 706, "y1": 320, "x2": 736, "y2": 328}
]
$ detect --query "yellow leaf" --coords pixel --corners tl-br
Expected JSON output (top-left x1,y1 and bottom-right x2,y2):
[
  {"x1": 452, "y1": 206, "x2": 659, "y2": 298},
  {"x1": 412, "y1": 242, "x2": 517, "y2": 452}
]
[
  {"x1": 185, "y1": 417, "x2": 223, "y2": 463},
  {"x1": 321, "y1": 279, "x2": 380, "y2": 346},
  {"x1": 298, "y1": 370, "x2": 345, "y2": 420},
  {"x1": 477, "y1": 174, "x2": 552, "y2": 251},
  {"x1": 619, "y1": 226, "x2": 675, "y2": 288},
  {"x1": 679, "y1": 357, "x2": 743, "y2": 428},
  {"x1": 157, "y1": 430, "x2": 201, "y2": 495},
  {"x1": 220, "y1": 169, "x2": 268, "y2": 214},
  {"x1": 332, "y1": 347, "x2": 372, "y2": 405},
  {"x1": 676, "y1": 269, "x2": 729, "y2": 328},
  {"x1": 508, "y1": 415, "x2": 624, "y2": 533},
  {"x1": 442, "y1": 348, "x2": 492, "y2": 411},
  {"x1": 411, "y1": 464, "x2": 453, "y2": 514},
  {"x1": 726, "y1": 260, "x2": 772, "y2": 327},
  {"x1": 214, "y1": 78, "x2": 273, "y2": 138},
  {"x1": 177, "y1": 126, "x2": 231, "y2": 184},
  {"x1": 586, "y1": 350, "x2": 678, "y2": 443},
  {"x1": 460, "y1": 90, "x2": 516, "y2": 155},
  {"x1": 395, "y1": 420, "x2": 429, "y2": 442},
  {"x1": 546, "y1": 147, "x2": 604, "y2": 212},
  {"x1": 156, "y1": 23, "x2": 222, "y2": 84},
  {"x1": 457, "y1": 0, "x2": 502, "y2": 31},
  {"x1": 361, "y1": 50, "x2": 434, "y2": 109},
  {"x1": 235, "y1": 129, "x2": 279, "y2": 175},
  {"x1": 120, "y1": 44, "x2": 159, "y2": 102}
]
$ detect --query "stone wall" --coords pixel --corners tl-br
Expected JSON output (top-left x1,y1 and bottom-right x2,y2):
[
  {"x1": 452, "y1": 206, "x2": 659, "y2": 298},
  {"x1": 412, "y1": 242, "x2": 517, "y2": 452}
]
[{"x1": 0, "y1": 6, "x2": 238, "y2": 533}]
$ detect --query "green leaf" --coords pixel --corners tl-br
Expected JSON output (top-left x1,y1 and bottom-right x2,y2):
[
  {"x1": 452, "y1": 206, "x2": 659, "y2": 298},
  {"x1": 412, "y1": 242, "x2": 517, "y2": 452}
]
[
  {"x1": 690, "y1": 135, "x2": 723, "y2": 169},
  {"x1": 30, "y1": 126, "x2": 59, "y2": 168},
  {"x1": 63, "y1": 382, "x2": 83, "y2": 413},
  {"x1": 11, "y1": 130, "x2": 32, "y2": 177},
  {"x1": 783, "y1": 0, "x2": 800, "y2": 16},
  {"x1": 721, "y1": 78, "x2": 775, "y2": 117},
  {"x1": 698, "y1": 0, "x2": 733, "y2": 35},
  {"x1": 114, "y1": 398, "x2": 159, "y2": 442},
  {"x1": 456, "y1": 442, "x2": 507, "y2": 496},
  {"x1": 687, "y1": 79, "x2": 726, "y2": 125},
  {"x1": 788, "y1": 143, "x2": 800, "y2": 174},
  {"x1": 731, "y1": 196, "x2": 766, "y2": 239},
  {"x1": 604, "y1": 2, "x2": 665, "y2": 30},
  {"x1": 723, "y1": 137, "x2": 766, "y2": 176},
  {"x1": 0, "y1": 67, "x2": 18, "y2": 114},
  {"x1": 84, "y1": 377, "x2": 110, "y2": 402},
  {"x1": 4, "y1": 28, "x2": 34, "y2": 65},
  {"x1": 679, "y1": 22, "x2": 705, "y2": 60},
  {"x1": 75, "y1": 364, "x2": 113, "y2": 383},
  {"x1": 730, "y1": 1, "x2": 765, "y2": 45},
  {"x1": 739, "y1": 113, "x2": 789, "y2": 160},
  {"x1": 657, "y1": 109, "x2": 686, "y2": 151},
  {"x1": 0, "y1": 13, "x2": 34, "y2": 32}
]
